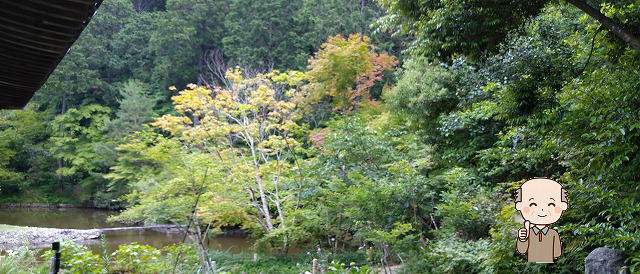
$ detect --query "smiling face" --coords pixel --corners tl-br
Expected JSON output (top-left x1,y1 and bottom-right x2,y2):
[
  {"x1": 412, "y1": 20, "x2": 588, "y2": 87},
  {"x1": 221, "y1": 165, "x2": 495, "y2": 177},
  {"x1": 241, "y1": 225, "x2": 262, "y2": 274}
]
[{"x1": 515, "y1": 179, "x2": 568, "y2": 225}]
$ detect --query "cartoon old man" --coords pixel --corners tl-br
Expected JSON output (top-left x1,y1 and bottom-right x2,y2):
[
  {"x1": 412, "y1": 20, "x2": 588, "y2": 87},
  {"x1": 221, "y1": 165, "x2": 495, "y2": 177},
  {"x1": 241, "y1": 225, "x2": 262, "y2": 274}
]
[{"x1": 514, "y1": 178, "x2": 568, "y2": 263}]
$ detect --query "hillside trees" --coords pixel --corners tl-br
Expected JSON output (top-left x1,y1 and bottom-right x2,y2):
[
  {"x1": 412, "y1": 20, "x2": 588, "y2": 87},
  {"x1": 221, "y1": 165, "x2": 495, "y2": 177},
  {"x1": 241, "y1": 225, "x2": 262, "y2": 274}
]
[
  {"x1": 377, "y1": 0, "x2": 640, "y2": 57},
  {"x1": 223, "y1": 0, "x2": 309, "y2": 69},
  {"x1": 111, "y1": 12, "x2": 160, "y2": 86},
  {"x1": 380, "y1": 1, "x2": 640, "y2": 271},
  {"x1": 26, "y1": 0, "x2": 405, "y2": 127},
  {"x1": 35, "y1": 0, "x2": 136, "y2": 112},
  {"x1": 1, "y1": 0, "x2": 404, "y2": 203},
  {"x1": 131, "y1": 0, "x2": 165, "y2": 13}
]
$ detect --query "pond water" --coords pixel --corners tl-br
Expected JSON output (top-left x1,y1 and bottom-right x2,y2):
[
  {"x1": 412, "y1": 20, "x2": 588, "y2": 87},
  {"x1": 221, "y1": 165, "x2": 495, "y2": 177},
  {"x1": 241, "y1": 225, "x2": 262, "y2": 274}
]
[{"x1": 0, "y1": 208, "x2": 254, "y2": 253}]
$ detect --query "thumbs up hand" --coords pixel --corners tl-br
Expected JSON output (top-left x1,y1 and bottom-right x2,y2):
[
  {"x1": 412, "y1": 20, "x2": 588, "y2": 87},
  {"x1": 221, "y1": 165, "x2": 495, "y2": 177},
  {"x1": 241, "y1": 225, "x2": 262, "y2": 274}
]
[{"x1": 518, "y1": 220, "x2": 530, "y2": 241}]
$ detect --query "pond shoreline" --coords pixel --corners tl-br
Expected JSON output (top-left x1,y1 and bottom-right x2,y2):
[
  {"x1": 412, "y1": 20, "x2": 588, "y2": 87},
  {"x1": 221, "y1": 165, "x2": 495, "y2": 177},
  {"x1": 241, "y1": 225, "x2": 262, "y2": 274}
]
[
  {"x1": 0, "y1": 226, "x2": 102, "y2": 248},
  {"x1": 0, "y1": 205, "x2": 252, "y2": 236},
  {"x1": 0, "y1": 225, "x2": 184, "y2": 249},
  {"x1": 0, "y1": 224, "x2": 251, "y2": 249},
  {"x1": 0, "y1": 207, "x2": 253, "y2": 251}
]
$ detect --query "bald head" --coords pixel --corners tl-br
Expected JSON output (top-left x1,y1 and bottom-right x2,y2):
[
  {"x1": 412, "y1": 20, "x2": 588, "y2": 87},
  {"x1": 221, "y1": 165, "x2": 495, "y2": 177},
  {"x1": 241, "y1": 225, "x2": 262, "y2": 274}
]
[
  {"x1": 515, "y1": 178, "x2": 568, "y2": 225},
  {"x1": 515, "y1": 179, "x2": 567, "y2": 204}
]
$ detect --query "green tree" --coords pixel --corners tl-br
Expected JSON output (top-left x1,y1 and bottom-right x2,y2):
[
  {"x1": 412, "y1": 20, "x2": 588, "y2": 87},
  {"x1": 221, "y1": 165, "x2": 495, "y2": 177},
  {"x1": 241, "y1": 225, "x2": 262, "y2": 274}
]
[
  {"x1": 0, "y1": 110, "x2": 46, "y2": 194},
  {"x1": 152, "y1": 69, "x2": 303, "y2": 242},
  {"x1": 50, "y1": 105, "x2": 111, "y2": 201},
  {"x1": 106, "y1": 79, "x2": 159, "y2": 138},
  {"x1": 223, "y1": 0, "x2": 308, "y2": 69},
  {"x1": 111, "y1": 12, "x2": 160, "y2": 85}
]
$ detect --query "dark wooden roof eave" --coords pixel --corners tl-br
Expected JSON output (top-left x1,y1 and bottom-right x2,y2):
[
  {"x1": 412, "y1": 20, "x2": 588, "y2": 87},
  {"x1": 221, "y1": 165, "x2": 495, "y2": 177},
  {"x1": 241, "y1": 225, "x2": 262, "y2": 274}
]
[{"x1": 0, "y1": 0, "x2": 104, "y2": 109}]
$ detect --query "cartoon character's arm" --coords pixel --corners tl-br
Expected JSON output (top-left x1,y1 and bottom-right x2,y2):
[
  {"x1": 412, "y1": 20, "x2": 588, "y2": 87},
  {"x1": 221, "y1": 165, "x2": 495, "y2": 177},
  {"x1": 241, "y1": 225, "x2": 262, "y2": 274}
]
[
  {"x1": 553, "y1": 231, "x2": 562, "y2": 258},
  {"x1": 516, "y1": 236, "x2": 529, "y2": 254}
]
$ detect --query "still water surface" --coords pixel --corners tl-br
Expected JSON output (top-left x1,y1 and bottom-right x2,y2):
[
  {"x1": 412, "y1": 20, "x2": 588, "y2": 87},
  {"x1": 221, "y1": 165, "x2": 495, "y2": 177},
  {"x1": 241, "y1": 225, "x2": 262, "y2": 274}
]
[{"x1": 0, "y1": 208, "x2": 254, "y2": 253}]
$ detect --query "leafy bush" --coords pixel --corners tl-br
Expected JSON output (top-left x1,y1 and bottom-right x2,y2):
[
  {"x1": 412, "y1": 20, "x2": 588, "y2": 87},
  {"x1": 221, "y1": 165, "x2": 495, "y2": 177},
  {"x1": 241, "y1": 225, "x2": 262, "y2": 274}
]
[
  {"x1": 0, "y1": 246, "x2": 47, "y2": 274},
  {"x1": 436, "y1": 188, "x2": 499, "y2": 240},
  {"x1": 42, "y1": 242, "x2": 103, "y2": 274},
  {"x1": 327, "y1": 261, "x2": 373, "y2": 274},
  {"x1": 406, "y1": 238, "x2": 489, "y2": 274},
  {"x1": 159, "y1": 244, "x2": 201, "y2": 273},
  {"x1": 110, "y1": 242, "x2": 161, "y2": 273},
  {"x1": 482, "y1": 204, "x2": 530, "y2": 273},
  {"x1": 209, "y1": 250, "x2": 309, "y2": 274}
]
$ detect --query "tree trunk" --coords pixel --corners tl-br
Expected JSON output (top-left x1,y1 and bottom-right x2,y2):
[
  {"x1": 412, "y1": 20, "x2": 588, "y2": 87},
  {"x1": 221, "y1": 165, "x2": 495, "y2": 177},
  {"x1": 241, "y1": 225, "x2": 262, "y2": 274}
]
[
  {"x1": 193, "y1": 219, "x2": 214, "y2": 272},
  {"x1": 360, "y1": 0, "x2": 366, "y2": 40},
  {"x1": 255, "y1": 173, "x2": 274, "y2": 231},
  {"x1": 273, "y1": 178, "x2": 288, "y2": 252},
  {"x1": 248, "y1": 138, "x2": 274, "y2": 232},
  {"x1": 57, "y1": 92, "x2": 67, "y2": 190},
  {"x1": 193, "y1": 115, "x2": 200, "y2": 126},
  {"x1": 567, "y1": 0, "x2": 640, "y2": 52}
]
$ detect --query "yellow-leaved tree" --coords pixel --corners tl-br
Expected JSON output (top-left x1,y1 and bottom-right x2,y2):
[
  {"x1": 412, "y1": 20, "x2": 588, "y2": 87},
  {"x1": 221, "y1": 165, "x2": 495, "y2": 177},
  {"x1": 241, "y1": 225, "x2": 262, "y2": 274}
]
[{"x1": 152, "y1": 68, "x2": 305, "y2": 251}]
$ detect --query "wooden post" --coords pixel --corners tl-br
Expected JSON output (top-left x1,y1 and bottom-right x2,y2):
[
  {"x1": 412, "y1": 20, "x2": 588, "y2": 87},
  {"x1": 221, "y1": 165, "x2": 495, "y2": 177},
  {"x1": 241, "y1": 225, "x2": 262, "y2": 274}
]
[
  {"x1": 49, "y1": 242, "x2": 61, "y2": 274},
  {"x1": 312, "y1": 258, "x2": 318, "y2": 274}
]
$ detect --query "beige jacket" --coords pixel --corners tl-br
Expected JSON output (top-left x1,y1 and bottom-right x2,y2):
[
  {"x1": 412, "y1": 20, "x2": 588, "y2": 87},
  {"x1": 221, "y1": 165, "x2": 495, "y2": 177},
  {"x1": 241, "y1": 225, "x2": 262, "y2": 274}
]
[{"x1": 516, "y1": 226, "x2": 561, "y2": 263}]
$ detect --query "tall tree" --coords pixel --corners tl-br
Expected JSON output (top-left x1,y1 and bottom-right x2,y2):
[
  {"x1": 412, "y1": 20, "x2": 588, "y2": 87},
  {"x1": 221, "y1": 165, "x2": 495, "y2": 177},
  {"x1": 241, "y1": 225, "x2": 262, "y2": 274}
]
[
  {"x1": 152, "y1": 68, "x2": 304, "y2": 251},
  {"x1": 49, "y1": 105, "x2": 111, "y2": 200},
  {"x1": 0, "y1": 109, "x2": 49, "y2": 194},
  {"x1": 107, "y1": 80, "x2": 159, "y2": 138}
]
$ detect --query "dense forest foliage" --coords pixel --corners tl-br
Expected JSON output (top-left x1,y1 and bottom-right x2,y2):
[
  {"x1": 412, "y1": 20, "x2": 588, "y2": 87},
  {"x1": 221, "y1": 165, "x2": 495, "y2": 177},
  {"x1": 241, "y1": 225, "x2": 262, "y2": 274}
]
[{"x1": 0, "y1": 0, "x2": 639, "y2": 272}]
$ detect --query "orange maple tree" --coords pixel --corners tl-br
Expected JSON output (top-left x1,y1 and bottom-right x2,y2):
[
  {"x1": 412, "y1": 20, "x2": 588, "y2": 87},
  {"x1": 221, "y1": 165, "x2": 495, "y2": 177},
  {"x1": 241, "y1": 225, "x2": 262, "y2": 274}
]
[{"x1": 301, "y1": 34, "x2": 398, "y2": 111}]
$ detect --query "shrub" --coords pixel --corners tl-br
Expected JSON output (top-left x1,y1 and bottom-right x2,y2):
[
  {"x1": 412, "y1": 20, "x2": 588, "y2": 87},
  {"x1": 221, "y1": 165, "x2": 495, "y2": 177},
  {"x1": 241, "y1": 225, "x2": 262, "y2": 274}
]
[
  {"x1": 436, "y1": 189, "x2": 499, "y2": 240},
  {"x1": 110, "y1": 243, "x2": 161, "y2": 273},
  {"x1": 482, "y1": 204, "x2": 529, "y2": 273},
  {"x1": 327, "y1": 261, "x2": 373, "y2": 274},
  {"x1": 42, "y1": 242, "x2": 103, "y2": 274},
  {"x1": 159, "y1": 243, "x2": 200, "y2": 273},
  {"x1": 405, "y1": 238, "x2": 489, "y2": 274},
  {"x1": 0, "y1": 246, "x2": 47, "y2": 274}
]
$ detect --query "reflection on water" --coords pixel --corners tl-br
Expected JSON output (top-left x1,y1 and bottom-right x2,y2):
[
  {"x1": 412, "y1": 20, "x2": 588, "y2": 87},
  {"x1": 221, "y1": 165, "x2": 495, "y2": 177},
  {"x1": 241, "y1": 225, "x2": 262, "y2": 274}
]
[
  {"x1": 0, "y1": 208, "x2": 123, "y2": 229},
  {"x1": 0, "y1": 208, "x2": 254, "y2": 253}
]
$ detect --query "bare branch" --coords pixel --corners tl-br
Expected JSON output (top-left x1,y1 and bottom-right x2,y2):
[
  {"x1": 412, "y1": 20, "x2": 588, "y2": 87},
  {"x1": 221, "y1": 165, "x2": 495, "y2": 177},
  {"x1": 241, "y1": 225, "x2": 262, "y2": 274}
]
[
  {"x1": 200, "y1": 48, "x2": 231, "y2": 87},
  {"x1": 132, "y1": 0, "x2": 156, "y2": 13}
]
